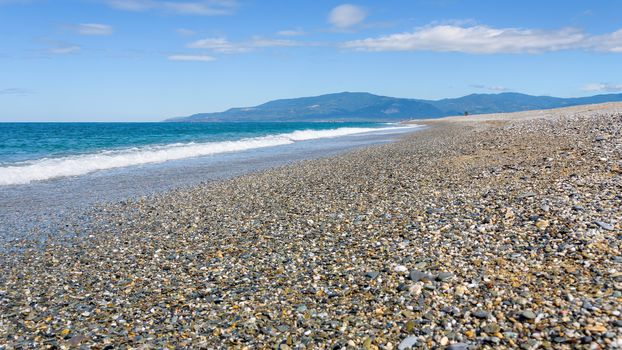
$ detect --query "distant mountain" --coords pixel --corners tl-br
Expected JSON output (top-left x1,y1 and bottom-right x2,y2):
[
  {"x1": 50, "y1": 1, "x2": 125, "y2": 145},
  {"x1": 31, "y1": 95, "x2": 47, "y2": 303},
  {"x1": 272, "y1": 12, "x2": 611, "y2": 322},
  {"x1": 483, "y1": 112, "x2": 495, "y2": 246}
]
[{"x1": 166, "y1": 91, "x2": 622, "y2": 122}]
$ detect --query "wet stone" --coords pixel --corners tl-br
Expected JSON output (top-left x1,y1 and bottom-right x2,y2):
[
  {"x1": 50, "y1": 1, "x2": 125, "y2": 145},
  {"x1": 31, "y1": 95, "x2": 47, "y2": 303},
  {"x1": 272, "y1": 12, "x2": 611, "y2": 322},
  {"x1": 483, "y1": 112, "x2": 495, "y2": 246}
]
[
  {"x1": 472, "y1": 310, "x2": 489, "y2": 319},
  {"x1": 365, "y1": 271, "x2": 380, "y2": 279},
  {"x1": 409, "y1": 270, "x2": 433, "y2": 282}
]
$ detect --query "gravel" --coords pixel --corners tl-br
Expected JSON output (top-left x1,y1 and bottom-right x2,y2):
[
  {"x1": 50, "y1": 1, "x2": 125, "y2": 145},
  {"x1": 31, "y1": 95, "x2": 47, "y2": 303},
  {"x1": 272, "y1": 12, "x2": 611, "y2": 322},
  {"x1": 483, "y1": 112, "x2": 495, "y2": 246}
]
[{"x1": 1, "y1": 103, "x2": 621, "y2": 348}]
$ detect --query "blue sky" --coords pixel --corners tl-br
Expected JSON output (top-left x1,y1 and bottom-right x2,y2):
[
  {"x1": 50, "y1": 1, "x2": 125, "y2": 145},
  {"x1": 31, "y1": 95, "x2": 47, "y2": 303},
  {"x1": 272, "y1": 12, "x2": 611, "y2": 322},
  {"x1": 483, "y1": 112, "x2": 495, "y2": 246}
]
[{"x1": 0, "y1": 0, "x2": 621, "y2": 121}]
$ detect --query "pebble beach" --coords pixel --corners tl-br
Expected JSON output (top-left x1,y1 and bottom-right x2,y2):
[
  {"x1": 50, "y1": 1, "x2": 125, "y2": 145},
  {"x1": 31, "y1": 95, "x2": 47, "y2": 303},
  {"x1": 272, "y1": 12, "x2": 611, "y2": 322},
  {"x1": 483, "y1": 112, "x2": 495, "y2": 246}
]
[{"x1": 1, "y1": 103, "x2": 622, "y2": 349}]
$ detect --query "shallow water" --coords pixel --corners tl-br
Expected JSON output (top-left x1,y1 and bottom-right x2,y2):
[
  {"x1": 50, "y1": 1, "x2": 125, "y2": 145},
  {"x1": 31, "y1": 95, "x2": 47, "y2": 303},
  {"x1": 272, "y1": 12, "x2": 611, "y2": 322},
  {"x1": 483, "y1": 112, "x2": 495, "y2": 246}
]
[{"x1": 0, "y1": 126, "x2": 420, "y2": 244}]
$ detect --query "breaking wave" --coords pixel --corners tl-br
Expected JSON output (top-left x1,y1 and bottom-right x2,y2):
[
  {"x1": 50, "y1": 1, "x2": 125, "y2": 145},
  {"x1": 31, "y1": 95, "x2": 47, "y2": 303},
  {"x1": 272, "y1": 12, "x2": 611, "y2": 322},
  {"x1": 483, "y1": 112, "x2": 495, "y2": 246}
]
[{"x1": 0, "y1": 125, "x2": 415, "y2": 185}]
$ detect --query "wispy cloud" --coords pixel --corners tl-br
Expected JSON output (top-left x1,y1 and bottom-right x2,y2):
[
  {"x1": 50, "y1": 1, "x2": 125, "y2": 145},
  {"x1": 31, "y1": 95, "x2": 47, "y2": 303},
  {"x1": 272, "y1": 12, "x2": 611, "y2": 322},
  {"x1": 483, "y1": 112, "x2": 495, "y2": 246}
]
[
  {"x1": 328, "y1": 4, "x2": 367, "y2": 29},
  {"x1": 75, "y1": 23, "x2": 113, "y2": 35},
  {"x1": 187, "y1": 37, "x2": 250, "y2": 53},
  {"x1": 582, "y1": 82, "x2": 622, "y2": 92},
  {"x1": 47, "y1": 42, "x2": 80, "y2": 54},
  {"x1": 0, "y1": 88, "x2": 33, "y2": 95},
  {"x1": 277, "y1": 29, "x2": 306, "y2": 37},
  {"x1": 104, "y1": 0, "x2": 237, "y2": 15},
  {"x1": 471, "y1": 84, "x2": 509, "y2": 92},
  {"x1": 187, "y1": 36, "x2": 304, "y2": 54},
  {"x1": 168, "y1": 54, "x2": 215, "y2": 62},
  {"x1": 176, "y1": 28, "x2": 196, "y2": 36},
  {"x1": 589, "y1": 29, "x2": 622, "y2": 52},
  {"x1": 344, "y1": 24, "x2": 587, "y2": 53}
]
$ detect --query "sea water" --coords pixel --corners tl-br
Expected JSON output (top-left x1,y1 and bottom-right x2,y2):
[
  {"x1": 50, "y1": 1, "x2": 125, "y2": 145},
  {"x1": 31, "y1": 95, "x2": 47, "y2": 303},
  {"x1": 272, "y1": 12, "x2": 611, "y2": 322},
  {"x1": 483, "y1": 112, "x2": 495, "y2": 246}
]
[
  {"x1": 0, "y1": 121, "x2": 419, "y2": 241},
  {"x1": 0, "y1": 122, "x2": 412, "y2": 186}
]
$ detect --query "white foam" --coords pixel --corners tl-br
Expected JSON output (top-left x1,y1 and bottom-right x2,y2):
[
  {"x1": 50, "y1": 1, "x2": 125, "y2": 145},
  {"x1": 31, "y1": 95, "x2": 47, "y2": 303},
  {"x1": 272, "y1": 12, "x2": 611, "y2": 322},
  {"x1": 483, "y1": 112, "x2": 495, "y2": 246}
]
[{"x1": 0, "y1": 125, "x2": 416, "y2": 186}]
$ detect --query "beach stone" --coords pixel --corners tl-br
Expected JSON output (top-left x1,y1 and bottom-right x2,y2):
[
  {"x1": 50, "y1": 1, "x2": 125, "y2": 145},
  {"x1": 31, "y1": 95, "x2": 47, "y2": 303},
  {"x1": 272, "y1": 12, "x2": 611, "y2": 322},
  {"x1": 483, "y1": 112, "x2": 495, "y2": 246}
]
[
  {"x1": 424, "y1": 283, "x2": 436, "y2": 291},
  {"x1": 595, "y1": 221, "x2": 614, "y2": 230},
  {"x1": 413, "y1": 262, "x2": 427, "y2": 269},
  {"x1": 503, "y1": 332, "x2": 518, "y2": 339},
  {"x1": 409, "y1": 270, "x2": 432, "y2": 282},
  {"x1": 436, "y1": 272, "x2": 453, "y2": 282},
  {"x1": 581, "y1": 336, "x2": 593, "y2": 343},
  {"x1": 472, "y1": 310, "x2": 489, "y2": 319},
  {"x1": 446, "y1": 344, "x2": 469, "y2": 350},
  {"x1": 519, "y1": 310, "x2": 537, "y2": 321},
  {"x1": 395, "y1": 265, "x2": 408, "y2": 273},
  {"x1": 535, "y1": 220, "x2": 549, "y2": 230},
  {"x1": 397, "y1": 336, "x2": 418, "y2": 350},
  {"x1": 517, "y1": 192, "x2": 536, "y2": 199},
  {"x1": 483, "y1": 323, "x2": 500, "y2": 334},
  {"x1": 365, "y1": 271, "x2": 380, "y2": 279}
]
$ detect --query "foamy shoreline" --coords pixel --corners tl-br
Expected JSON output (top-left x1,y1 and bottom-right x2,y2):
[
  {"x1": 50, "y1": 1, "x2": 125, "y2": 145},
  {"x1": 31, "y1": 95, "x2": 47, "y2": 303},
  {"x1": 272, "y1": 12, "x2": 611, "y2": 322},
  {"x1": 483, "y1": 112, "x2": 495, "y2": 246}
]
[{"x1": 0, "y1": 125, "x2": 418, "y2": 186}]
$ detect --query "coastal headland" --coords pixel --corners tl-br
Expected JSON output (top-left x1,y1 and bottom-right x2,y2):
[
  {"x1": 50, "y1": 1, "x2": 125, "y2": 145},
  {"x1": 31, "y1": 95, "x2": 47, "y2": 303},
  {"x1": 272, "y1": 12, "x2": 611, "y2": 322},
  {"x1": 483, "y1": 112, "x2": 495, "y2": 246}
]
[{"x1": 1, "y1": 103, "x2": 621, "y2": 349}]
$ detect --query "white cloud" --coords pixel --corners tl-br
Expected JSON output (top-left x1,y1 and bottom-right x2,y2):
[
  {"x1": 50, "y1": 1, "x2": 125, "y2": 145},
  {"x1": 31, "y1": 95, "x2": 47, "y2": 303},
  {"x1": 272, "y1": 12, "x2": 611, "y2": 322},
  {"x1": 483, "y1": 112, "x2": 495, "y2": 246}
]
[
  {"x1": 176, "y1": 28, "x2": 196, "y2": 36},
  {"x1": 49, "y1": 45, "x2": 80, "y2": 54},
  {"x1": 76, "y1": 23, "x2": 113, "y2": 35},
  {"x1": 589, "y1": 29, "x2": 622, "y2": 52},
  {"x1": 277, "y1": 29, "x2": 305, "y2": 37},
  {"x1": 582, "y1": 82, "x2": 622, "y2": 92},
  {"x1": 471, "y1": 84, "x2": 509, "y2": 92},
  {"x1": 328, "y1": 4, "x2": 366, "y2": 29},
  {"x1": 249, "y1": 37, "x2": 300, "y2": 48},
  {"x1": 0, "y1": 88, "x2": 33, "y2": 95},
  {"x1": 104, "y1": 0, "x2": 237, "y2": 15},
  {"x1": 187, "y1": 36, "x2": 303, "y2": 53},
  {"x1": 187, "y1": 37, "x2": 249, "y2": 53},
  {"x1": 344, "y1": 24, "x2": 587, "y2": 53},
  {"x1": 168, "y1": 54, "x2": 216, "y2": 62}
]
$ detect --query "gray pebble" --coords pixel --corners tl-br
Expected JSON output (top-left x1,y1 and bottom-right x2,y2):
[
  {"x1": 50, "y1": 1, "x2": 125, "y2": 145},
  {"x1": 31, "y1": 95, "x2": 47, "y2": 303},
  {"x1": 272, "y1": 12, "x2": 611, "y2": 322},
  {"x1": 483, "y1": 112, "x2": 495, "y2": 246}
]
[
  {"x1": 365, "y1": 271, "x2": 380, "y2": 279},
  {"x1": 595, "y1": 221, "x2": 614, "y2": 230},
  {"x1": 397, "y1": 335, "x2": 418, "y2": 350},
  {"x1": 472, "y1": 310, "x2": 489, "y2": 319}
]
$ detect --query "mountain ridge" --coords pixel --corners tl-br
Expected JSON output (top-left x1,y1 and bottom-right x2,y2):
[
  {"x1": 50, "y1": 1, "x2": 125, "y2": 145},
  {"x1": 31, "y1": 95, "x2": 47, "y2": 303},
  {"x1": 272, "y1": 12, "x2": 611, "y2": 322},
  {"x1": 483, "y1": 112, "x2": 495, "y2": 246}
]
[{"x1": 166, "y1": 91, "x2": 622, "y2": 122}]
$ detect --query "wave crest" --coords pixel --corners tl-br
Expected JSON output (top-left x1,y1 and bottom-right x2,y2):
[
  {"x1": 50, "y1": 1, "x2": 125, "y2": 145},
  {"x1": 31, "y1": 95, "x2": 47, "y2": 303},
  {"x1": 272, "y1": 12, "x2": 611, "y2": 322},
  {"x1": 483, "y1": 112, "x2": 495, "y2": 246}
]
[{"x1": 0, "y1": 125, "x2": 415, "y2": 185}]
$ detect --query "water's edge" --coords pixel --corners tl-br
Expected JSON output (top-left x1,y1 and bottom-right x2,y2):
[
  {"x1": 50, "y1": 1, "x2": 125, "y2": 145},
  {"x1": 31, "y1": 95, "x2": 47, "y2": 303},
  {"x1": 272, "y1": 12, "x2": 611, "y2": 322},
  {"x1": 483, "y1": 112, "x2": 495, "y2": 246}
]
[{"x1": 0, "y1": 126, "x2": 421, "y2": 246}]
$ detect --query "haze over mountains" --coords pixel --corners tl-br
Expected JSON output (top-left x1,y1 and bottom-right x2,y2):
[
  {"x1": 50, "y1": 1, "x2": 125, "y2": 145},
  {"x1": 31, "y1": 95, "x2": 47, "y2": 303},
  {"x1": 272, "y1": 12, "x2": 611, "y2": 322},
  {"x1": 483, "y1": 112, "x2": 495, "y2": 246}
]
[{"x1": 167, "y1": 92, "x2": 622, "y2": 122}]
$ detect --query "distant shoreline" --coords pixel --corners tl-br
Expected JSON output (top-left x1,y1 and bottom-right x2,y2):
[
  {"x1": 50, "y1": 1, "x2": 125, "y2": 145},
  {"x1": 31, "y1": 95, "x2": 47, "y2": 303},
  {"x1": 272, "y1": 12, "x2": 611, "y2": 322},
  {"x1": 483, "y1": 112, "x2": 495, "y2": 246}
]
[{"x1": 170, "y1": 91, "x2": 622, "y2": 122}]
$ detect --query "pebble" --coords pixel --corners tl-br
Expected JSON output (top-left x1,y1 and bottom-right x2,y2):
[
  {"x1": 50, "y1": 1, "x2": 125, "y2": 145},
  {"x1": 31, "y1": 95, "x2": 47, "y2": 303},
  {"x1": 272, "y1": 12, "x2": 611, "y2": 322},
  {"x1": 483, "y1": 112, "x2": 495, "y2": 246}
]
[
  {"x1": 2, "y1": 104, "x2": 622, "y2": 348},
  {"x1": 519, "y1": 310, "x2": 537, "y2": 321},
  {"x1": 436, "y1": 272, "x2": 454, "y2": 281},
  {"x1": 409, "y1": 269, "x2": 433, "y2": 282},
  {"x1": 397, "y1": 336, "x2": 418, "y2": 350},
  {"x1": 395, "y1": 265, "x2": 408, "y2": 273},
  {"x1": 366, "y1": 271, "x2": 380, "y2": 279},
  {"x1": 595, "y1": 221, "x2": 614, "y2": 230},
  {"x1": 472, "y1": 310, "x2": 490, "y2": 319}
]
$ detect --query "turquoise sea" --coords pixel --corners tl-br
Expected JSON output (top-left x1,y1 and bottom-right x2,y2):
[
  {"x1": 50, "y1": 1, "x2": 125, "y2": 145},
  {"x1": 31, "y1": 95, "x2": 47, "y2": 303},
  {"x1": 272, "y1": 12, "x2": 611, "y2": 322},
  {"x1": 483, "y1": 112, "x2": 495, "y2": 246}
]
[
  {"x1": 0, "y1": 121, "x2": 419, "y2": 240},
  {"x1": 0, "y1": 121, "x2": 409, "y2": 186}
]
